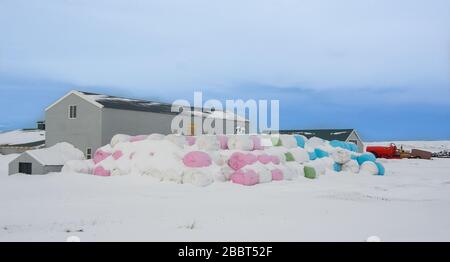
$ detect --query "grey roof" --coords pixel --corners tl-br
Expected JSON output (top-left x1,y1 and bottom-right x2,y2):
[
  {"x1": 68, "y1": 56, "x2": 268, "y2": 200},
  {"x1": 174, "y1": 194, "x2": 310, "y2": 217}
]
[
  {"x1": 0, "y1": 140, "x2": 45, "y2": 148},
  {"x1": 279, "y1": 129, "x2": 355, "y2": 141}
]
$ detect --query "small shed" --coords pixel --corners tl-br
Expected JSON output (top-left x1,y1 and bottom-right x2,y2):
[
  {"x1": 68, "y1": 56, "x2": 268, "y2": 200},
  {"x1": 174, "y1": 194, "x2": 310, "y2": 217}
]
[
  {"x1": 8, "y1": 142, "x2": 84, "y2": 175},
  {"x1": 279, "y1": 129, "x2": 365, "y2": 152}
]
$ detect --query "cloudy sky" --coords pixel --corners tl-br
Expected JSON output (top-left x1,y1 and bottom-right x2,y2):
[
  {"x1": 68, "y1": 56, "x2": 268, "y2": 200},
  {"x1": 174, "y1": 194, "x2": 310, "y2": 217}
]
[{"x1": 0, "y1": 0, "x2": 449, "y2": 140}]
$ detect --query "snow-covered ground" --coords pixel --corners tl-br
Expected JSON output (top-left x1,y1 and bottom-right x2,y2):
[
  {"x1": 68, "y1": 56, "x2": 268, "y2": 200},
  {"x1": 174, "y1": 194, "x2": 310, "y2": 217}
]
[{"x1": 1, "y1": 142, "x2": 450, "y2": 241}]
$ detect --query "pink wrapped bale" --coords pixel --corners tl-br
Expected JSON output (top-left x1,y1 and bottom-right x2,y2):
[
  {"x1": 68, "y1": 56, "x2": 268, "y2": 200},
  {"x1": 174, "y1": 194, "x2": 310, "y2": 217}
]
[
  {"x1": 93, "y1": 149, "x2": 112, "y2": 164},
  {"x1": 244, "y1": 153, "x2": 258, "y2": 165},
  {"x1": 218, "y1": 135, "x2": 229, "y2": 149},
  {"x1": 271, "y1": 168, "x2": 284, "y2": 181},
  {"x1": 271, "y1": 155, "x2": 281, "y2": 165},
  {"x1": 251, "y1": 136, "x2": 264, "y2": 150},
  {"x1": 257, "y1": 154, "x2": 272, "y2": 164},
  {"x1": 185, "y1": 136, "x2": 196, "y2": 146},
  {"x1": 93, "y1": 166, "x2": 111, "y2": 177},
  {"x1": 230, "y1": 169, "x2": 259, "y2": 186},
  {"x1": 182, "y1": 151, "x2": 212, "y2": 168},
  {"x1": 228, "y1": 152, "x2": 248, "y2": 170},
  {"x1": 129, "y1": 135, "x2": 148, "y2": 142},
  {"x1": 112, "y1": 150, "x2": 123, "y2": 160}
]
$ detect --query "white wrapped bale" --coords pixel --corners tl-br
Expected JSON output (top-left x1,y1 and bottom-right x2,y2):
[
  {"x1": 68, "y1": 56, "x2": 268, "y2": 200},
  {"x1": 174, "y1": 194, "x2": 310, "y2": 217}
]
[
  {"x1": 290, "y1": 148, "x2": 310, "y2": 164},
  {"x1": 215, "y1": 166, "x2": 234, "y2": 182},
  {"x1": 279, "y1": 135, "x2": 298, "y2": 148},
  {"x1": 111, "y1": 134, "x2": 131, "y2": 147},
  {"x1": 196, "y1": 135, "x2": 220, "y2": 151},
  {"x1": 248, "y1": 163, "x2": 272, "y2": 183},
  {"x1": 360, "y1": 161, "x2": 378, "y2": 175},
  {"x1": 147, "y1": 133, "x2": 165, "y2": 140},
  {"x1": 164, "y1": 134, "x2": 186, "y2": 148},
  {"x1": 342, "y1": 159, "x2": 360, "y2": 173},
  {"x1": 227, "y1": 135, "x2": 254, "y2": 151},
  {"x1": 331, "y1": 148, "x2": 352, "y2": 164},
  {"x1": 285, "y1": 162, "x2": 304, "y2": 179},
  {"x1": 62, "y1": 159, "x2": 94, "y2": 174},
  {"x1": 305, "y1": 136, "x2": 327, "y2": 150},
  {"x1": 182, "y1": 168, "x2": 214, "y2": 187}
]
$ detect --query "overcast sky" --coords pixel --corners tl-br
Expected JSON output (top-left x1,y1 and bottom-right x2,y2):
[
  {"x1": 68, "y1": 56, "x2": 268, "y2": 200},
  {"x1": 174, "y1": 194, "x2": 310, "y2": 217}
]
[{"x1": 0, "y1": 0, "x2": 449, "y2": 140}]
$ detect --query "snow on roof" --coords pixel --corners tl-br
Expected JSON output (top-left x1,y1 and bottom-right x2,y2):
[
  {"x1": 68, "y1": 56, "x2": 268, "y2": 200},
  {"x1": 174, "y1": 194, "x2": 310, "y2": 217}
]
[
  {"x1": 0, "y1": 129, "x2": 45, "y2": 146},
  {"x1": 26, "y1": 142, "x2": 85, "y2": 166},
  {"x1": 76, "y1": 90, "x2": 248, "y2": 121}
]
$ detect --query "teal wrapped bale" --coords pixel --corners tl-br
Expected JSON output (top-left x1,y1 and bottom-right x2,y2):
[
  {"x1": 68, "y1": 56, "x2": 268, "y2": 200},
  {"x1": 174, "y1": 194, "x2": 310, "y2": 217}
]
[
  {"x1": 314, "y1": 148, "x2": 329, "y2": 158},
  {"x1": 330, "y1": 140, "x2": 358, "y2": 152},
  {"x1": 294, "y1": 135, "x2": 306, "y2": 148},
  {"x1": 375, "y1": 162, "x2": 385, "y2": 176},
  {"x1": 357, "y1": 153, "x2": 376, "y2": 165},
  {"x1": 308, "y1": 151, "x2": 317, "y2": 160},
  {"x1": 349, "y1": 143, "x2": 358, "y2": 152},
  {"x1": 333, "y1": 162, "x2": 342, "y2": 172}
]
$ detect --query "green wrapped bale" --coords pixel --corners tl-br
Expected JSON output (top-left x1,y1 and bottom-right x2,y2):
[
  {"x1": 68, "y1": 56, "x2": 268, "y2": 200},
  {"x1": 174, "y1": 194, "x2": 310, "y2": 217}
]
[
  {"x1": 284, "y1": 152, "x2": 295, "y2": 162},
  {"x1": 304, "y1": 166, "x2": 317, "y2": 179}
]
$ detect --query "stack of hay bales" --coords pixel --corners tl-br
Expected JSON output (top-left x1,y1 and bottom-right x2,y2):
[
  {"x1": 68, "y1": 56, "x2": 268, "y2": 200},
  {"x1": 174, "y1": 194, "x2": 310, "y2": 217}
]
[{"x1": 63, "y1": 133, "x2": 385, "y2": 187}]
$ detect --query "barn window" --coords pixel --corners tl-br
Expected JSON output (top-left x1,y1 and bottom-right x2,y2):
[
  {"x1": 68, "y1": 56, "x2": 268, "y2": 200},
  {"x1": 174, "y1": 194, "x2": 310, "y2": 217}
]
[
  {"x1": 68, "y1": 105, "x2": 77, "y2": 119},
  {"x1": 86, "y1": 148, "x2": 92, "y2": 159},
  {"x1": 349, "y1": 139, "x2": 358, "y2": 145}
]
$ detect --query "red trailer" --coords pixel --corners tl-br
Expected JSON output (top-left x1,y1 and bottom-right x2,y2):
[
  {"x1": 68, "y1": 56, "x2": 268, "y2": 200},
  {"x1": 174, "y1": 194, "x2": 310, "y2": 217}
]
[{"x1": 366, "y1": 143, "x2": 400, "y2": 159}]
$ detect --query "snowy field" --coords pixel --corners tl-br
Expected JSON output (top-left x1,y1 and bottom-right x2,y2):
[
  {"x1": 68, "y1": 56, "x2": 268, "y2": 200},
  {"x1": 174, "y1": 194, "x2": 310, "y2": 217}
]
[{"x1": 1, "y1": 143, "x2": 450, "y2": 241}]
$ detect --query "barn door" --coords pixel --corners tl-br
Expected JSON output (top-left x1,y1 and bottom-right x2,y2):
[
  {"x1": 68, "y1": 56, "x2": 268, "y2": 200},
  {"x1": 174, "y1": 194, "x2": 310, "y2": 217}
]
[{"x1": 19, "y1": 162, "x2": 32, "y2": 175}]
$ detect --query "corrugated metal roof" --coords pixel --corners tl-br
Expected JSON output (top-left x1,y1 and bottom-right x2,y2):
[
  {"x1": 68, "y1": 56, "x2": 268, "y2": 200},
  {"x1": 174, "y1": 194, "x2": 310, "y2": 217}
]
[{"x1": 279, "y1": 129, "x2": 355, "y2": 141}]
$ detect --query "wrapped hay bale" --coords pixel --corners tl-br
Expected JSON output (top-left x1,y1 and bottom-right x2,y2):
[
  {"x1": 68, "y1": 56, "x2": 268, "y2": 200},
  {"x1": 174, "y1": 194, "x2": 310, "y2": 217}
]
[
  {"x1": 129, "y1": 135, "x2": 148, "y2": 142},
  {"x1": 196, "y1": 135, "x2": 220, "y2": 151},
  {"x1": 375, "y1": 162, "x2": 385, "y2": 176},
  {"x1": 357, "y1": 153, "x2": 376, "y2": 165},
  {"x1": 330, "y1": 148, "x2": 351, "y2": 164},
  {"x1": 182, "y1": 151, "x2": 212, "y2": 168},
  {"x1": 251, "y1": 135, "x2": 264, "y2": 150},
  {"x1": 215, "y1": 166, "x2": 234, "y2": 182},
  {"x1": 279, "y1": 135, "x2": 298, "y2": 148},
  {"x1": 285, "y1": 162, "x2": 305, "y2": 178},
  {"x1": 314, "y1": 148, "x2": 329, "y2": 159},
  {"x1": 111, "y1": 134, "x2": 131, "y2": 147},
  {"x1": 217, "y1": 135, "x2": 229, "y2": 149},
  {"x1": 271, "y1": 168, "x2": 284, "y2": 181},
  {"x1": 93, "y1": 145, "x2": 113, "y2": 164},
  {"x1": 248, "y1": 163, "x2": 272, "y2": 183},
  {"x1": 62, "y1": 159, "x2": 94, "y2": 174},
  {"x1": 333, "y1": 162, "x2": 342, "y2": 172},
  {"x1": 308, "y1": 151, "x2": 317, "y2": 160},
  {"x1": 228, "y1": 152, "x2": 249, "y2": 170},
  {"x1": 210, "y1": 151, "x2": 228, "y2": 166},
  {"x1": 270, "y1": 136, "x2": 282, "y2": 146},
  {"x1": 294, "y1": 135, "x2": 307, "y2": 148},
  {"x1": 182, "y1": 168, "x2": 214, "y2": 187},
  {"x1": 306, "y1": 137, "x2": 327, "y2": 150},
  {"x1": 257, "y1": 153, "x2": 272, "y2": 164},
  {"x1": 147, "y1": 133, "x2": 165, "y2": 140},
  {"x1": 342, "y1": 160, "x2": 360, "y2": 173},
  {"x1": 93, "y1": 166, "x2": 111, "y2": 177},
  {"x1": 185, "y1": 136, "x2": 196, "y2": 146},
  {"x1": 290, "y1": 148, "x2": 309, "y2": 164},
  {"x1": 164, "y1": 134, "x2": 186, "y2": 148},
  {"x1": 360, "y1": 161, "x2": 379, "y2": 175},
  {"x1": 284, "y1": 152, "x2": 295, "y2": 162},
  {"x1": 303, "y1": 165, "x2": 317, "y2": 179},
  {"x1": 227, "y1": 135, "x2": 254, "y2": 151},
  {"x1": 278, "y1": 165, "x2": 296, "y2": 180},
  {"x1": 230, "y1": 168, "x2": 259, "y2": 186}
]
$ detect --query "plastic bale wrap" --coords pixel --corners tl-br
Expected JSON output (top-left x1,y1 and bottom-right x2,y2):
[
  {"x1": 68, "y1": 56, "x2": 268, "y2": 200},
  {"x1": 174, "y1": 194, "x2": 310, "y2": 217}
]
[
  {"x1": 314, "y1": 148, "x2": 329, "y2": 159},
  {"x1": 360, "y1": 161, "x2": 379, "y2": 175},
  {"x1": 306, "y1": 137, "x2": 327, "y2": 150},
  {"x1": 231, "y1": 168, "x2": 259, "y2": 186},
  {"x1": 284, "y1": 152, "x2": 295, "y2": 162},
  {"x1": 111, "y1": 134, "x2": 131, "y2": 147},
  {"x1": 342, "y1": 160, "x2": 360, "y2": 173},
  {"x1": 375, "y1": 162, "x2": 385, "y2": 176},
  {"x1": 164, "y1": 134, "x2": 186, "y2": 148},
  {"x1": 257, "y1": 153, "x2": 272, "y2": 164},
  {"x1": 304, "y1": 166, "x2": 317, "y2": 179},
  {"x1": 228, "y1": 152, "x2": 249, "y2": 170},
  {"x1": 280, "y1": 135, "x2": 298, "y2": 148},
  {"x1": 196, "y1": 135, "x2": 220, "y2": 151},
  {"x1": 93, "y1": 145, "x2": 113, "y2": 164},
  {"x1": 215, "y1": 166, "x2": 234, "y2": 182},
  {"x1": 251, "y1": 135, "x2": 264, "y2": 150},
  {"x1": 330, "y1": 148, "x2": 351, "y2": 164},
  {"x1": 278, "y1": 165, "x2": 296, "y2": 180},
  {"x1": 270, "y1": 136, "x2": 282, "y2": 147},
  {"x1": 249, "y1": 163, "x2": 272, "y2": 183},
  {"x1": 62, "y1": 159, "x2": 94, "y2": 174},
  {"x1": 357, "y1": 153, "x2": 377, "y2": 165},
  {"x1": 182, "y1": 151, "x2": 212, "y2": 168},
  {"x1": 217, "y1": 135, "x2": 229, "y2": 150},
  {"x1": 93, "y1": 166, "x2": 111, "y2": 177},
  {"x1": 333, "y1": 162, "x2": 342, "y2": 172},
  {"x1": 130, "y1": 135, "x2": 148, "y2": 142},
  {"x1": 182, "y1": 168, "x2": 214, "y2": 187},
  {"x1": 210, "y1": 151, "x2": 228, "y2": 166},
  {"x1": 308, "y1": 151, "x2": 317, "y2": 160},
  {"x1": 294, "y1": 135, "x2": 307, "y2": 148},
  {"x1": 147, "y1": 133, "x2": 165, "y2": 141},
  {"x1": 290, "y1": 147, "x2": 309, "y2": 164},
  {"x1": 227, "y1": 135, "x2": 254, "y2": 151},
  {"x1": 185, "y1": 136, "x2": 196, "y2": 146},
  {"x1": 271, "y1": 168, "x2": 284, "y2": 181},
  {"x1": 285, "y1": 162, "x2": 304, "y2": 179}
]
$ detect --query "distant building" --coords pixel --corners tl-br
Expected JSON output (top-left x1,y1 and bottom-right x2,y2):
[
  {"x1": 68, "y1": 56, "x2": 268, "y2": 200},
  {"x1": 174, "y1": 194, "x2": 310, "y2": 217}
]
[
  {"x1": 0, "y1": 123, "x2": 45, "y2": 155},
  {"x1": 45, "y1": 90, "x2": 249, "y2": 158},
  {"x1": 278, "y1": 129, "x2": 364, "y2": 152},
  {"x1": 8, "y1": 143, "x2": 84, "y2": 175}
]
